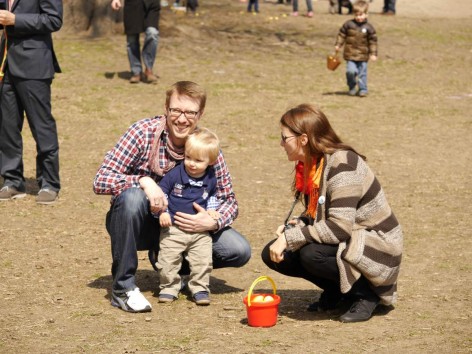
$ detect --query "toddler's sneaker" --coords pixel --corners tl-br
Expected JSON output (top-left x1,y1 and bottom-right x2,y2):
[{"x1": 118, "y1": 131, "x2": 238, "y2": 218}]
[
  {"x1": 193, "y1": 291, "x2": 211, "y2": 306},
  {"x1": 358, "y1": 91, "x2": 368, "y2": 97},
  {"x1": 111, "y1": 288, "x2": 152, "y2": 312},
  {"x1": 291, "y1": 11, "x2": 298, "y2": 16},
  {"x1": 307, "y1": 11, "x2": 313, "y2": 17},
  {"x1": 158, "y1": 293, "x2": 177, "y2": 303}
]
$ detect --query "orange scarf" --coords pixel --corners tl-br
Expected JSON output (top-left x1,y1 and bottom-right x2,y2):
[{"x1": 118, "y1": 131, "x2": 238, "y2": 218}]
[{"x1": 295, "y1": 158, "x2": 324, "y2": 218}]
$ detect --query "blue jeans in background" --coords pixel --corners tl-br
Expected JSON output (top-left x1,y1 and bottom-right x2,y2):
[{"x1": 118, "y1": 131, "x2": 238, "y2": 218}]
[
  {"x1": 126, "y1": 27, "x2": 159, "y2": 76},
  {"x1": 346, "y1": 60, "x2": 368, "y2": 94},
  {"x1": 292, "y1": 0, "x2": 313, "y2": 12},
  {"x1": 105, "y1": 187, "x2": 251, "y2": 293}
]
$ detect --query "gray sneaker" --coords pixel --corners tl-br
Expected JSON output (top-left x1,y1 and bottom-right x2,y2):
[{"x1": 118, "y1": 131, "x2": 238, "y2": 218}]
[
  {"x1": 36, "y1": 188, "x2": 58, "y2": 205},
  {"x1": 111, "y1": 288, "x2": 152, "y2": 312},
  {"x1": 0, "y1": 186, "x2": 26, "y2": 201}
]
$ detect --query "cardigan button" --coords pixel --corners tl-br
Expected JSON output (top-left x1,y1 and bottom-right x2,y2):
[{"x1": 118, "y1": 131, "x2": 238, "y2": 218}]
[{"x1": 318, "y1": 196, "x2": 326, "y2": 205}]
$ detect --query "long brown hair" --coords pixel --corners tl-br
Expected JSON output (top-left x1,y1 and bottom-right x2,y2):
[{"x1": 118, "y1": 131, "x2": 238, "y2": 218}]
[{"x1": 280, "y1": 104, "x2": 366, "y2": 192}]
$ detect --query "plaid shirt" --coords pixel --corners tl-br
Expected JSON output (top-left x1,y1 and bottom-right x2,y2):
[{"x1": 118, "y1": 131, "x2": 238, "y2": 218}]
[{"x1": 93, "y1": 116, "x2": 238, "y2": 230}]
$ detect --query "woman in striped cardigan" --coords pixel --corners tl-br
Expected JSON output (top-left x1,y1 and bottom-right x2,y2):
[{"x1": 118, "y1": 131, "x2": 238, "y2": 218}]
[{"x1": 261, "y1": 104, "x2": 403, "y2": 323}]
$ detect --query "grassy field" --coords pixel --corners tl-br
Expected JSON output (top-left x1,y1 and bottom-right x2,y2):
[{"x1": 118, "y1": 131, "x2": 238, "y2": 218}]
[{"x1": 1, "y1": 0, "x2": 471, "y2": 352}]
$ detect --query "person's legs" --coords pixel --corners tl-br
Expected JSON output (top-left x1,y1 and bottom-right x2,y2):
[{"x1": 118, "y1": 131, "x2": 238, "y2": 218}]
[
  {"x1": 14, "y1": 77, "x2": 60, "y2": 193},
  {"x1": 346, "y1": 60, "x2": 358, "y2": 93},
  {"x1": 158, "y1": 226, "x2": 187, "y2": 298},
  {"x1": 211, "y1": 227, "x2": 251, "y2": 269},
  {"x1": 126, "y1": 33, "x2": 142, "y2": 76},
  {"x1": 261, "y1": 240, "x2": 338, "y2": 291},
  {"x1": 186, "y1": 232, "x2": 212, "y2": 295},
  {"x1": 388, "y1": 0, "x2": 396, "y2": 13},
  {"x1": 306, "y1": 0, "x2": 313, "y2": 13},
  {"x1": 292, "y1": 0, "x2": 299, "y2": 13},
  {"x1": 357, "y1": 61, "x2": 368, "y2": 94},
  {"x1": 0, "y1": 72, "x2": 26, "y2": 192},
  {"x1": 106, "y1": 187, "x2": 160, "y2": 293},
  {"x1": 142, "y1": 27, "x2": 159, "y2": 73}
]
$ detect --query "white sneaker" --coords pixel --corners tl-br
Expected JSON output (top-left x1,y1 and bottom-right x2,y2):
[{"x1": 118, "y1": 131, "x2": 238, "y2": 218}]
[{"x1": 111, "y1": 288, "x2": 152, "y2": 313}]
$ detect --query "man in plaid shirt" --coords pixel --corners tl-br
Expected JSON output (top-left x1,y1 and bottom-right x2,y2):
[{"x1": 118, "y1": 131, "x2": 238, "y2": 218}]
[{"x1": 93, "y1": 81, "x2": 251, "y2": 313}]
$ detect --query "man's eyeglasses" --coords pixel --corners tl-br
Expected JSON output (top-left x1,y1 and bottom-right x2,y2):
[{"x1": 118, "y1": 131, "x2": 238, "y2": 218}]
[
  {"x1": 168, "y1": 107, "x2": 199, "y2": 120},
  {"x1": 281, "y1": 133, "x2": 298, "y2": 143}
]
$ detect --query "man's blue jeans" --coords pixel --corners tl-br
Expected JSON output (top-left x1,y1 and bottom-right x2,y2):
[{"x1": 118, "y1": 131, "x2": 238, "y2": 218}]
[
  {"x1": 105, "y1": 188, "x2": 251, "y2": 292},
  {"x1": 126, "y1": 27, "x2": 159, "y2": 75},
  {"x1": 346, "y1": 60, "x2": 368, "y2": 94}
]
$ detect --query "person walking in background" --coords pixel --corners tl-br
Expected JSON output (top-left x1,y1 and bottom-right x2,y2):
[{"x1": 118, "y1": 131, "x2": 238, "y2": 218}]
[
  {"x1": 335, "y1": 0, "x2": 377, "y2": 97},
  {"x1": 157, "y1": 128, "x2": 221, "y2": 306},
  {"x1": 262, "y1": 104, "x2": 403, "y2": 323},
  {"x1": 111, "y1": 0, "x2": 160, "y2": 84},
  {"x1": 382, "y1": 0, "x2": 395, "y2": 15},
  {"x1": 292, "y1": 0, "x2": 313, "y2": 17},
  {"x1": 247, "y1": 0, "x2": 259, "y2": 14},
  {"x1": 0, "y1": 0, "x2": 63, "y2": 204}
]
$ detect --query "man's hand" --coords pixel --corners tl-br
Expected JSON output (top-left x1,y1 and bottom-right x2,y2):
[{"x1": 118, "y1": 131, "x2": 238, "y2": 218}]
[
  {"x1": 159, "y1": 212, "x2": 172, "y2": 228},
  {"x1": 139, "y1": 176, "x2": 168, "y2": 213},
  {"x1": 269, "y1": 225, "x2": 288, "y2": 263},
  {"x1": 111, "y1": 0, "x2": 122, "y2": 11},
  {"x1": 174, "y1": 203, "x2": 218, "y2": 233},
  {"x1": 0, "y1": 10, "x2": 15, "y2": 26}
]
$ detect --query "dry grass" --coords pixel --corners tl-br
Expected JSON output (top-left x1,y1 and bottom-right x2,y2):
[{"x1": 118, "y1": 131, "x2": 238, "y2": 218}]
[{"x1": 1, "y1": 0, "x2": 471, "y2": 352}]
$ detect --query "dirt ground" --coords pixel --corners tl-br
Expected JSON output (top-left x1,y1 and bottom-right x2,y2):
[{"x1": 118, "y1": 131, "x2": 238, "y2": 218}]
[{"x1": 1, "y1": 0, "x2": 471, "y2": 353}]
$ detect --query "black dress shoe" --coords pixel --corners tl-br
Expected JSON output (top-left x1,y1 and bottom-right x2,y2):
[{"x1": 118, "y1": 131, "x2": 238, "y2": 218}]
[
  {"x1": 307, "y1": 290, "x2": 343, "y2": 312},
  {"x1": 339, "y1": 298, "x2": 379, "y2": 323}
]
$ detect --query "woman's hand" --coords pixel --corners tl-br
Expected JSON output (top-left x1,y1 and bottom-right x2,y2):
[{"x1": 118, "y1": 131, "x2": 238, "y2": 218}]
[
  {"x1": 174, "y1": 203, "x2": 218, "y2": 233},
  {"x1": 269, "y1": 225, "x2": 288, "y2": 263},
  {"x1": 139, "y1": 176, "x2": 168, "y2": 213}
]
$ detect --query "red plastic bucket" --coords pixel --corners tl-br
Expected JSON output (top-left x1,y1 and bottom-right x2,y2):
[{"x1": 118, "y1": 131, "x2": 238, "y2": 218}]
[{"x1": 243, "y1": 276, "x2": 281, "y2": 327}]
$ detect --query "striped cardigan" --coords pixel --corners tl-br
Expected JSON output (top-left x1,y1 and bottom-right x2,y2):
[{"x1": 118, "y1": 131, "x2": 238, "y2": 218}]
[{"x1": 284, "y1": 150, "x2": 403, "y2": 305}]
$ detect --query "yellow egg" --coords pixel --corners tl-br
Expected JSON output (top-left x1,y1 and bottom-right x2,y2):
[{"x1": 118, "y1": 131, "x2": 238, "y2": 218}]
[
  {"x1": 263, "y1": 295, "x2": 275, "y2": 302},
  {"x1": 253, "y1": 295, "x2": 265, "y2": 302}
]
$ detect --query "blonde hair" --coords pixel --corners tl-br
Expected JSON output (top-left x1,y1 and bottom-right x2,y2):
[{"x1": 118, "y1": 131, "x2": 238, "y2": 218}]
[
  {"x1": 353, "y1": 0, "x2": 369, "y2": 14},
  {"x1": 165, "y1": 81, "x2": 207, "y2": 113},
  {"x1": 185, "y1": 128, "x2": 220, "y2": 164}
]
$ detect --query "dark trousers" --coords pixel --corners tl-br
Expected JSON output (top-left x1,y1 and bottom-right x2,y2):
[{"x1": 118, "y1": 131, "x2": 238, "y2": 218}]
[
  {"x1": 106, "y1": 187, "x2": 252, "y2": 293},
  {"x1": 247, "y1": 0, "x2": 259, "y2": 12},
  {"x1": 0, "y1": 70, "x2": 60, "y2": 192},
  {"x1": 261, "y1": 239, "x2": 377, "y2": 299},
  {"x1": 383, "y1": 0, "x2": 396, "y2": 13}
]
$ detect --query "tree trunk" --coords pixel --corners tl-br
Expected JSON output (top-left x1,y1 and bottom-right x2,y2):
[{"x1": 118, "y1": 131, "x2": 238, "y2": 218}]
[{"x1": 63, "y1": 0, "x2": 124, "y2": 36}]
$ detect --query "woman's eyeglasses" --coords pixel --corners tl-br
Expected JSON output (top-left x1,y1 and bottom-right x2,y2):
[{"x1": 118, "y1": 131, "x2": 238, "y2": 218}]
[
  {"x1": 281, "y1": 133, "x2": 298, "y2": 143},
  {"x1": 168, "y1": 107, "x2": 199, "y2": 120}
]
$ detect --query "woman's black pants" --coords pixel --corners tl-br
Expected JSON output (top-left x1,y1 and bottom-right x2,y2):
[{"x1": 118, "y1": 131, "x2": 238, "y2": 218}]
[{"x1": 261, "y1": 239, "x2": 378, "y2": 300}]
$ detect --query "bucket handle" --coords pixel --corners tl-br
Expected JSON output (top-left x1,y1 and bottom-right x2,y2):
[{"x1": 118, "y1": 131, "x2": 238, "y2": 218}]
[{"x1": 247, "y1": 276, "x2": 277, "y2": 307}]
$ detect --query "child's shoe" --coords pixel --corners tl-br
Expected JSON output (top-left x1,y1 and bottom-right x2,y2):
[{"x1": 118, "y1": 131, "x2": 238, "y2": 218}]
[
  {"x1": 158, "y1": 293, "x2": 177, "y2": 303},
  {"x1": 291, "y1": 11, "x2": 298, "y2": 16},
  {"x1": 307, "y1": 11, "x2": 313, "y2": 17},
  {"x1": 193, "y1": 291, "x2": 211, "y2": 306},
  {"x1": 348, "y1": 88, "x2": 357, "y2": 96},
  {"x1": 358, "y1": 91, "x2": 368, "y2": 97}
]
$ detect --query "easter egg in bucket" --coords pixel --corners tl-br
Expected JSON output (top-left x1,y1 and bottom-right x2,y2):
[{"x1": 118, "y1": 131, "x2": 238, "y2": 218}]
[{"x1": 243, "y1": 276, "x2": 281, "y2": 327}]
